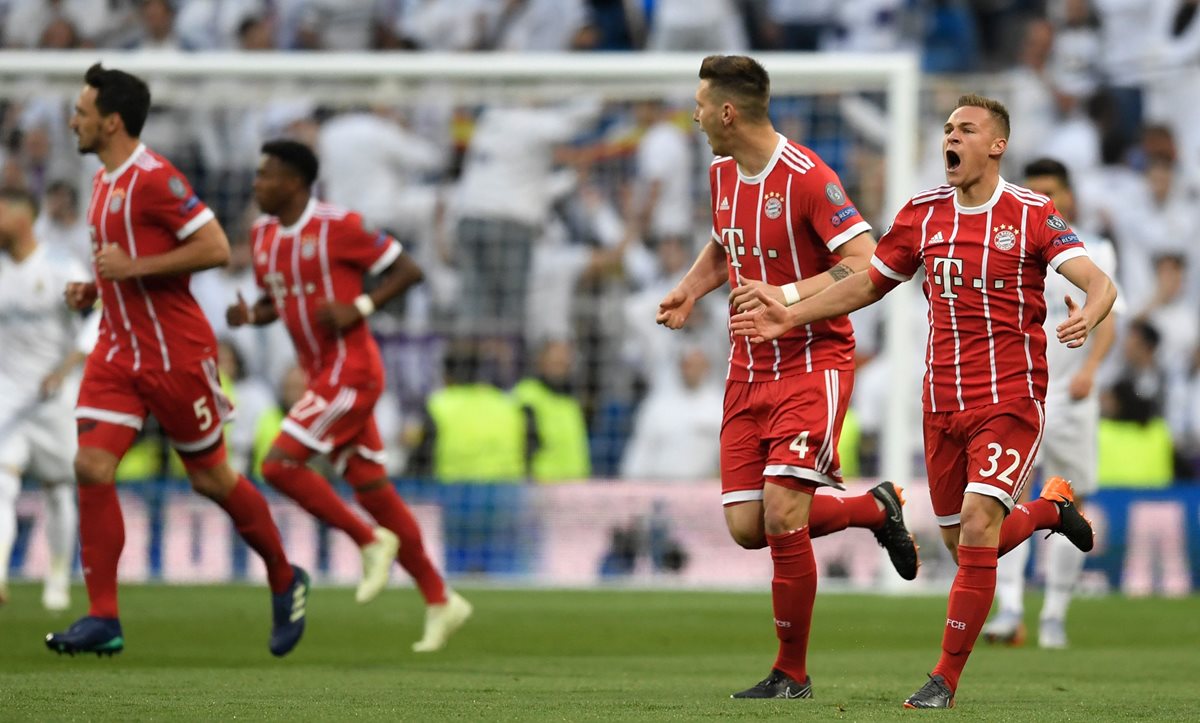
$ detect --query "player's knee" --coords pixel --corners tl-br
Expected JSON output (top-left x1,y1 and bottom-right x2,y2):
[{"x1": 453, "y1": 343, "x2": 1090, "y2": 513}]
[
  {"x1": 74, "y1": 448, "x2": 118, "y2": 486},
  {"x1": 728, "y1": 527, "x2": 767, "y2": 549},
  {"x1": 958, "y1": 503, "x2": 1004, "y2": 548},
  {"x1": 187, "y1": 464, "x2": 237, "y2": 499}
]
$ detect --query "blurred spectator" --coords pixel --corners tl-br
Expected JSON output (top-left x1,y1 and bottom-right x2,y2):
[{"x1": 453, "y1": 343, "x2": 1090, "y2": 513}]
[
  {"x1": 37, "y1": 15, "x2": 81, "y2": 47},
  {"x1": 1048, "y1": 0, "x2": 1102, "y2": 99},
  {"x1": 826, "y1": 0, "x2": 912, "y2": 54},
  {"x1": 176, "y1": 0, "x2": 266, "y2": 50},
  {"x1": 409, "y1": 340, "x2": 527, "y2": 483},
  {"x1": 316, "y1": 109, "x2": 446, "y2": 242},
  {"x1": 762, "y1": 0, "x2": 836, "y2": 50},
  {"x1": 33, "y1": 179, "x2": 90, "y2": 267},
  {"x1": 513, "y1": 340, "x2": 591, "y2": 482},
  {"x1": 127, "y1": 0, "x2": 180, "y2": 50},
  {"x1": 920, "y1": 0, "x2": 979, "y2": 73},
  {"x1": 392, "y1": 0, "x2": 489, "y2": 50},
  {"x1": 621, "y1": 346, "x2": 722, "y2": 480},
  {"x1": 577, "y1": 0, "x2": 641, "y2": 50},
  {"x1": 251, "y1": 365, "x2": 307, "y2": 477},
  {"x1": 452, "y1": 100, "x2": 600, "y2": 335},
  {"x1": 1091, "y1": 0, "x2": 1169, "y2": 140},
  {"x1": 217, "y1": 338, "x2": 275, "y2": 476},
  {"x1": 1170, "y1": 348, "x2": 1200, "y2": 478},
  {"x1": 1099, "y1": 319, "x2": 1176, "y2": 487},
  {"x1": 1105, "y1": 319, "x2": 1168, "y2": 424},
  {"x1": 237, "y1": 12, "x2": 274, "y2": 49},
  {"x1": 629, "y1": 101, "x2": 694, "y2": 247},
  {"x1": 1134, "y1": 254, "x2": 1198, "y2": 378},
  {"x1": 647, "y1": 0, "x2": 747, "y2": 51},
  {"x1": 293, "y1": 0, "x2": 392, "y2": 50},
  {"x1": 2, "y1": 0, "x2": 112, "y2": 47},
  {"x1": 481, "y1": 0, "x2": 589, "y2": 52}
]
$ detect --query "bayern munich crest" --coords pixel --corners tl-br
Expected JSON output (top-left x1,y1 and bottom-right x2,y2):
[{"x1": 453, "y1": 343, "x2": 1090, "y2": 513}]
[
  {"x1": 764, "y1": 191, "x2": 783, "y2": 219},
  {"x1": 300, "y1": 235, "x2": 318, "y2": 259},
  {"x1": 992, "y1": 224, "x2": 1018, "y2": 251},
  {"x1": 108, "y1": 188, "x2": 125, "y2": 214}
]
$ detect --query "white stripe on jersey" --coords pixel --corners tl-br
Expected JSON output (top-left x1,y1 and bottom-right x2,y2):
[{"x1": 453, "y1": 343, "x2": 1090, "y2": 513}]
[
  {"x1": 781, "y1": 145, "x2": 815, "y2": 171},
  {"x1": 749, "y1": 182, "x2": 783, "y2": 379},
  {"x1": 815, "y1": 369, "x2": 837, "y2": 473},
  {"x1": 1017, "y1": 205, "x2": 1035, "y2": 397},
  {"x1": 317, "y1": 218, "x2": 348, "y2": 386},
  {"x1": 917, "y1": 205, "x2": 938, "y2": 411},
  {"x1": 289, "y1": 225, "x2": 323, "y2": 370},
  {"x1": 1003, "y1": 184, "x2": 1050, "y2": 206},
  {"x1": 731, "y1": 177, "x2": 755, "y2": 382},
  {"x1": 99, "y1": 180, "x2": 141, "y2": 371},
  {"x1": 125, "y1": 171, "x2": 172, "y2": 372},
  {"x1": 947, "y1": 209, "x2": 965, "y2": 410},
  {"x1": 782, "y1": 174, "x2": 814, "y2": 372},
  {"x1": 980, "y1": 209, "x2": 998, "y2": 404},
  {"x1": 913, "y1": 185, "x2": 955, "y2": 204}
]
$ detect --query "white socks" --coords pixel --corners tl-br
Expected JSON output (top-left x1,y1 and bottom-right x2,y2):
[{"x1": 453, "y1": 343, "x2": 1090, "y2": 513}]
[
  {"x1": 1041, "y1": 533, "x2": 1086, "y2": 622},
  {"x1": 0, "y1": 470, "x2": 19, "y2": 587},
  {"x1": 994, "y1": 537, "x2": 1031, "y2": 616},
  {"x1": 43, "y1": 482, "x2": 77, "y2": 583}
]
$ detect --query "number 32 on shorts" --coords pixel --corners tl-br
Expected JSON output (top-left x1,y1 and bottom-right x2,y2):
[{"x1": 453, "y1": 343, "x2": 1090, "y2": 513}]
[{"x1": 978, "y1": 442, "x2": 1021, "y2": 484}]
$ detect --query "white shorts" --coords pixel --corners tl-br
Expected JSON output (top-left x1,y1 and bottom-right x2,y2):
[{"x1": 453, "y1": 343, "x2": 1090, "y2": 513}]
[
  {"x1": 0, "y1": 397, "x2": 77, "y2": 482},
  {"x1": 1034, "y1": 394, "x2": 1098, "y2": 497}
]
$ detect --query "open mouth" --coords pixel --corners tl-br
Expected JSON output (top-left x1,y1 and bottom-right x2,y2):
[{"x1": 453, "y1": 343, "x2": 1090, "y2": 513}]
[{"x1": 945, "y1": 150, "x2": 961, "y2": 172}]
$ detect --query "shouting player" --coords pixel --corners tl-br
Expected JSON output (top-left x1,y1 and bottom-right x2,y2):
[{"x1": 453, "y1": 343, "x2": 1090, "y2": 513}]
[
  {"x1": 657, "y1": 55, "x2": 919, "y2": 700},
  {"x1": 47, "y1": 64, "x2": 309, "y2": 657},
  {"x1": 226, "y1": 140, "x2": 471, "y2": 652},
  {"x1": 730, "y1": 94, "x2": 1116, "y2": 708},
  {"x1": 983, "y1": 158, "x2": 1119, "y2": 649},
  {"x1": 0, "y1": 187, "x2": 89, "y2": 612}
]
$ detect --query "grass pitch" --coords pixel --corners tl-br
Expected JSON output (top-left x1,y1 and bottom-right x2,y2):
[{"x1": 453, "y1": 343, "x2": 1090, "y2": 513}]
[{"x1": 1, "y1": 584, "x2": 1195, "y2": 720}]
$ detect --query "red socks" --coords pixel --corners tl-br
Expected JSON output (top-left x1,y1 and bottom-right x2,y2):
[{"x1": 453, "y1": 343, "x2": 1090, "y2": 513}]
[
  {"x1": 78, "y1": 484, "x2": 124, "y2": 618},
  {"x1": 808, "y1": 493, "x2": 885, "y2": 538},
  {"x1": 998, "y1": 499, "x2": 1060, "y2": 556},
  {"x1": 932, "y1": 545, "x2": 998, "y2": 691},
  {"x1": 766, "y1": 526, "x2": 817, "y2": 682},
  {"x1": 355, "y1": 485, "x2": 447, "y2": 605},
  {"x1": 219, "y1": 477, "x2": 294, "y2": 594},
  {"x1": 261, "y1": 459, "x2": 376, "y2": 547}
]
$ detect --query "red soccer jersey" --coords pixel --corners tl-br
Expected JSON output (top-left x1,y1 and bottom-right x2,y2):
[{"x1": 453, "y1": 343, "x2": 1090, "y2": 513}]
[
  {"x1": 86, "y1": 144, "x2": 219, "y2": 372},
  {"x1": 250, "y1": 199, "x2": 402, "y2": 384},
  {"x1": 867, "y1": 179, "x2": 1089, "y2": 412},
  {"x1": 711, "y1": 133, "x2": 870, "y2": 382}
]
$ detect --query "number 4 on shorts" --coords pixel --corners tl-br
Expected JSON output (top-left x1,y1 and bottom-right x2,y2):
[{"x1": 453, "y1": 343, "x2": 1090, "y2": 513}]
[{"x1": 789, "y1": 431, "x2": 809, "y2": 459}]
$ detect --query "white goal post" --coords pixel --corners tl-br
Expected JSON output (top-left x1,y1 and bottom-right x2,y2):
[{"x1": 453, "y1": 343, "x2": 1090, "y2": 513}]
[{"x1": 0, "y1": 50, "x2": 920, "y2": 487}]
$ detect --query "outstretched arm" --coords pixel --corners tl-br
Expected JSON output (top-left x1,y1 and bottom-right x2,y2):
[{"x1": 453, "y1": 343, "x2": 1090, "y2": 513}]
[
  {"x1": 730, "y1": 269, "x2": 887, "y2": 343},
  {"x1": 1055, "y1": 255, "x2": 1117, "y2": 349},
  {"x1": 656, "y1": 239, "x2": 728, "y2": 329}
]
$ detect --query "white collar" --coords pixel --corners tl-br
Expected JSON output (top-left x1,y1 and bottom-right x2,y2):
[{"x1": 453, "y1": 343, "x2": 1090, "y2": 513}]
[
  {"x1": 100, "y1": 143, "x2": 147, "y2": 184},
  {"x1": 954, "y1": 175, "x2": 1006, "y2": 215},
  {"x1": 736, "y1": 133, "x2": 786, "y2": 185},
  {"x1": 278, "y1": 198, "x2": 316, "y2": 236}
]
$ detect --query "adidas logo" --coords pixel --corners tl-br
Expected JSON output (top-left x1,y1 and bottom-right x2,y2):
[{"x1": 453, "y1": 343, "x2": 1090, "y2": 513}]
[
  {"x1": 927, "y1": 231, "x2": 944, "y2": 245},
  {"x1": 719, "y1": 197, "x2": 730, "y2": 211}
]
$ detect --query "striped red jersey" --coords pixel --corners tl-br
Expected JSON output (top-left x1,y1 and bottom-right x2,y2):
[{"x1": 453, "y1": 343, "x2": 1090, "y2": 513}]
[
  {"x1": 250, "y1": 199, "x2": 402, "y2": 385},
  {"x1": 867, "y1": 179, "x2": 1089, "y2": 412},
  {"x1": 711, "y1": 133, "x2": 870, "y2": 382},
  {"x1": 86, "y1": 144, "x2": 218, "y2": 372}
]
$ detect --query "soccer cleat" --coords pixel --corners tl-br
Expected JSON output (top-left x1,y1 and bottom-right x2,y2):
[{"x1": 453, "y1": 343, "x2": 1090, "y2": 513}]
[
  {"x1": 982, "y1": 610, "x2": 1026, "y2": 646},
  {"x1": 1039, "y1": 618, "x2": 1068, "y2": 649},
  {"x1": 731, "y1": 669, "x2": 813, "y2": 699},
  {"x1": 355, "y1": 527, "x2": 400, "y2": 604},
  {"x1": 412, "y1": 591, "x2": 473, "y2": 652},
  {"x1": 45, "y1": 616, "x2": 124, "y2": 657},
  {"x1": 269, "y1": 565, "x2": 310, "y2": 657},
  {"x1": 1040, "y1": 477, "x2": 1094, "y2": 552},
  {"x1": 904, "y1": 674, "x2": 955, "y2": 709},
  {"x1": 869, "y1": 481, "x2": 920, "y2": 580}
]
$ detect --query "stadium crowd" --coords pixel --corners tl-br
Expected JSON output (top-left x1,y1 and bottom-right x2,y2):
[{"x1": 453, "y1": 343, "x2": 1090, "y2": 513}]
[{"x1": 1, "y1": 0, "x2": 1198, "y2": 484}]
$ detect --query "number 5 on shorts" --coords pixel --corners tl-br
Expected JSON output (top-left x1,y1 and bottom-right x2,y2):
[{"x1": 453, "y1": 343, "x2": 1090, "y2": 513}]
[
  {"x1": 789, "y1": 431, "x2": 810, "y2": 459},
  {"x1": 193, "y1": 396, "x2": 213, "y2": 431}
]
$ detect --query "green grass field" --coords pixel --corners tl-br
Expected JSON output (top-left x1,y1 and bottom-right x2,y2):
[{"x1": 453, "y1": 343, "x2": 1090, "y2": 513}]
[{"x1": 1, "y1": 584, "x2": 1196, "y2": 720}]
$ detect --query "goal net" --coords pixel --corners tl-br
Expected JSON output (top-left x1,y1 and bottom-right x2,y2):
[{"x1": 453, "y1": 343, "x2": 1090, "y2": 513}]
[{"x1": 1, "y1": 50, "x2": 932, "y2": 590}]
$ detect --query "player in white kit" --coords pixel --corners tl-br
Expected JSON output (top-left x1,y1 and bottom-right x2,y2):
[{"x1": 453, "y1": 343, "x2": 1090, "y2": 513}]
[
  {"x1": 0, "y1": 188, "x2": 91, "y2": 610},
  {"x1": 983, "y1": 158, "x2": 1120, "y2": 649}
]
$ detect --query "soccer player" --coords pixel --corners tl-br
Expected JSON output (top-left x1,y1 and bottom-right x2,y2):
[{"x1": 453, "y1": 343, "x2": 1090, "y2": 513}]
[
  {"x1": 0, "y1": 188, "x2": 89, "y2": 612},
  {"x1": 46, "y1": 64, "x2": 309, "y2": 658},
  {"x1": 656, "y1": 55, "x2": 919, "y2": 700},
  {"x1": 729, "y1": 94, "x2": 1117, "y2": 708},
  {"x1": 226, "y1": 140, "x2": 471, "y2": 652},
  {"x1": 982, "y1": 158, "x2": 1119, "y2": 649}
]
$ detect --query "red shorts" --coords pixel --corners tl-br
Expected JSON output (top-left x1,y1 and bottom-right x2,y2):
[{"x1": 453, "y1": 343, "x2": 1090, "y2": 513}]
[
  {"x1": 720, "y1": 369, "x2": 853, "y2": 506},
  {"x1": 75, "y1": 355, "x2": 233, "y2": 471},
  {"x1": 275, "y1": 370, "x2": 387, "y2": 483},
  {"x1": 923, "y1": 397, "x2": 1045, "y2": 526}
]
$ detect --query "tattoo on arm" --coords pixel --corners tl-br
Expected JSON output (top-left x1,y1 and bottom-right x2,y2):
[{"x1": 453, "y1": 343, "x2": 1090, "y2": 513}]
[{"x1": 828, "y1": 263, "x2": 852, "y2": 282}]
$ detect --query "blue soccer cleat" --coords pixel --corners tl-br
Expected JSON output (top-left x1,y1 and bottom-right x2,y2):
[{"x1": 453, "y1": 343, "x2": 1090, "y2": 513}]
[
  {"x1": 269, "y1": 565, "x2": 310, "y2": 657},
  {"x1": 45, "y1": 616, "x2": 124, "y2": 657}
]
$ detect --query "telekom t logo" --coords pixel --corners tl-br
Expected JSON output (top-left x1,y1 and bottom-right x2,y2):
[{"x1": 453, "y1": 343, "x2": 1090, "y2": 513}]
[
  {"x1": 722, "y1": 228, "x2": 745, "y2": 268},
  {"x1": 932, "y1": 256, "x2": 964, "y2": 299}
]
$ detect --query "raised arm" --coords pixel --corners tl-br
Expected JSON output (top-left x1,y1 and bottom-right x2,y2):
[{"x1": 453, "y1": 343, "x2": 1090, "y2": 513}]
[{"x1": 1054, "y1": 255, "x2": 1117, "y2": 349}]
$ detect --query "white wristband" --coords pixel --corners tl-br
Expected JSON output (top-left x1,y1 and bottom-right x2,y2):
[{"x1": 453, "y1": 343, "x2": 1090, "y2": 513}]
[
  {"x1": 781, "y1": 282, "x2": 800, "y2": 306},
  {"x1": 353, "y1": 294, "x2": 376, "y2": 318}
]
